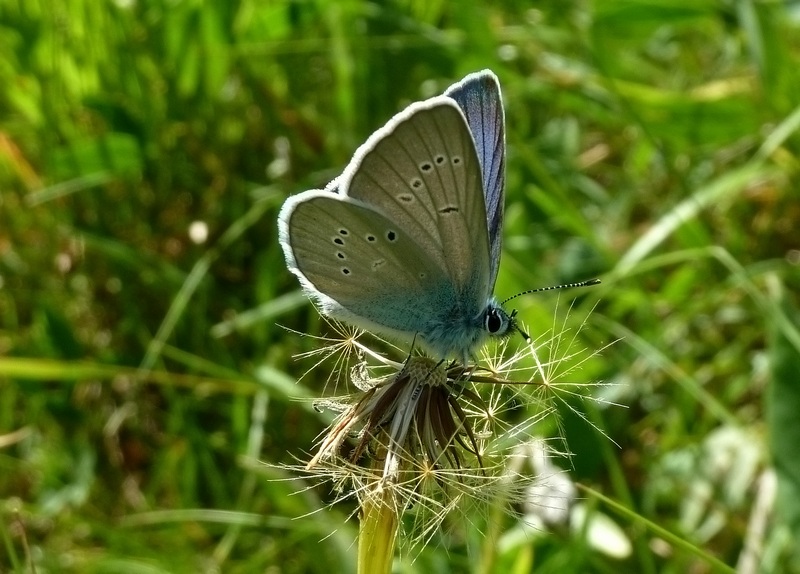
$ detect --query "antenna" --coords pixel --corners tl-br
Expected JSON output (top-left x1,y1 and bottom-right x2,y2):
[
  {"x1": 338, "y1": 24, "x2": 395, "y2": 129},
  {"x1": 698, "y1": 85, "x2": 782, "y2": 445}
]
[{"x1": 501, "y1": 278, "x2": 601, "y2": 306}]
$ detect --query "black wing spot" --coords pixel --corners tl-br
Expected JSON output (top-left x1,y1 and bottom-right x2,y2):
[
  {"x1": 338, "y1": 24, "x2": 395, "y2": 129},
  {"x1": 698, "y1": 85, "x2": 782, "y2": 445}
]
[
  {"x1": 333, "y1": 237, "x2": 344, "y2": 245},
  {"x1": 338, "y1": 228, "x2": 349, "y2": 236},
  {"x1": 366, "y1": 234, "x2": 376, "y2": 242},
  {"x1": 452, "y1": 156, "x2": 462, "y2": 165},
  {"x1": 411, "y1": 178, "x2": 423, "y2": 189},
  {"x1": 438, "y1": 205, "x2": 459, "y2": 214},
  {"x1": 386, "y1": 230, "x2": 397, "y2": 242},
  {"x1": 341, "y1": 268, "x2": 351, "y2": 275},
  {"x1": 435, "y1": 155, "x2": 446, "y2": 165},
  {"x1": 336, "y1": 252, "x2": 345, "y2": 259},
  {"x1": 398, "y1": 193, "x2": 414, "y2": 203},
  {"x1": 420, "y1": 162, "x2": 432, "y2": 172}
]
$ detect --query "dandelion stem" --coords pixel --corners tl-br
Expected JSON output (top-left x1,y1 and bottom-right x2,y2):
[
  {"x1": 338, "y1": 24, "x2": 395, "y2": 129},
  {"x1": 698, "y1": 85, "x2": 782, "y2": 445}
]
[{"x1": 358, "y1": 474, "x2": 399, "y2": 574}]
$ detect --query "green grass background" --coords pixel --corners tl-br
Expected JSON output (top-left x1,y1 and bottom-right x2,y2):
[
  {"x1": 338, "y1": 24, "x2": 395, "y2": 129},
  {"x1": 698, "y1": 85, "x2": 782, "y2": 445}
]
[{"x1": 2, "y1": 0, "x2": 800, "y2": 572}]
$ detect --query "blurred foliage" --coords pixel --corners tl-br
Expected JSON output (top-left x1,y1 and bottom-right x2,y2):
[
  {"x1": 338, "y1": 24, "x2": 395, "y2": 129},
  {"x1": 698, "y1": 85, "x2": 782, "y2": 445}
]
[{"x1": 1, "y1": 0, "x2": 799, "y2": 572}]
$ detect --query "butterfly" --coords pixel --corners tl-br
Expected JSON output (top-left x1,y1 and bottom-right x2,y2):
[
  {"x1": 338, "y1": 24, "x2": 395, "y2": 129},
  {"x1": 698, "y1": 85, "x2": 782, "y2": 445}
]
[{"x1": 278, "y1": 70, "x2": 521, "y2": 366}]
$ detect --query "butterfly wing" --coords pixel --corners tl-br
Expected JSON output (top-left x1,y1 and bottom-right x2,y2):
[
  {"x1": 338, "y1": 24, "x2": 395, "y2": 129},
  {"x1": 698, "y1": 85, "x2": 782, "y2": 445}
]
[
  {"x1": 340, "y1": 97, "x2": 491, "y2": 313},
  {"x1": 279, "y1": 190, "x2": 456, "y2": 339},
  {"x1": 445, "y1": 70, "x2": 506, "y2": 289}
]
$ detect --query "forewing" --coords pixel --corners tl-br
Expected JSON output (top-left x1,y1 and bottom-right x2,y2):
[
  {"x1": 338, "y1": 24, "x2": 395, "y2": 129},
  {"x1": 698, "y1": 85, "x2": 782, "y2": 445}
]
[
  {"x1": 339, "y1": 97, "x2": 491, "y2": 311},
  {"x1": 279, "y1": 190, "x2": 455, "y2": 337},
  {"x1": 445, "y1": 70, "x2": 506, "y2": 288}
]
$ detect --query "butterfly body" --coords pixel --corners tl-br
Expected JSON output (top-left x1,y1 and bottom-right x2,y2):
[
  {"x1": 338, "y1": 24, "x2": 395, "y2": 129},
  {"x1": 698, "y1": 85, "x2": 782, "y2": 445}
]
[{"x1": 279, "y1": 71, "x2": 513, "y2": 364}]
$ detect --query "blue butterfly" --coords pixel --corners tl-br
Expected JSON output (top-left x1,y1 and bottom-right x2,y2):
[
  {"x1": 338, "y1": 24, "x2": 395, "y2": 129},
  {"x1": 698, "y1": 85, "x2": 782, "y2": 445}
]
[{"x1": 279, "y1": 70, "x2": 519, "y2": 365}]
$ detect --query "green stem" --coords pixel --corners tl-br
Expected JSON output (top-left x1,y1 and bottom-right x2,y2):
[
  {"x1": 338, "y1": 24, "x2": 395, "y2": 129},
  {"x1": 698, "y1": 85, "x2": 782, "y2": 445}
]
[{"x1": 358, "y1": 485, "x2": 399, "y2": 574}]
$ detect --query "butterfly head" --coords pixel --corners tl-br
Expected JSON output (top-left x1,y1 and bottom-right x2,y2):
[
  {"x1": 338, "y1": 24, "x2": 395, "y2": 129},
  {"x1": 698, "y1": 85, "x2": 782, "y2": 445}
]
[{"x1": 483, "y1": 302, "x2": 529, "y2": 343}]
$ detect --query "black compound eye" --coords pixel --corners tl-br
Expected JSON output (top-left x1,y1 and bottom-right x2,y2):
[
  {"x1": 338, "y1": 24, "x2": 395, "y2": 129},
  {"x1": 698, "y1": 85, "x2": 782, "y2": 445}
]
[
  {"x1": 485, "y1": 308, "x2": 504, "y2": 334},
  {"x1": 484, "y1": 305, "x2": 514, "y2": 336}
]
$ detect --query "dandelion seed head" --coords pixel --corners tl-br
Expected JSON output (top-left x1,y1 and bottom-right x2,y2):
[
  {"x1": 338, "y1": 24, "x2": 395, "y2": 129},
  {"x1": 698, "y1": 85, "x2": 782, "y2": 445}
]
[{"x1": 281, "y1": 299, "x2": 614, "y2": 553}]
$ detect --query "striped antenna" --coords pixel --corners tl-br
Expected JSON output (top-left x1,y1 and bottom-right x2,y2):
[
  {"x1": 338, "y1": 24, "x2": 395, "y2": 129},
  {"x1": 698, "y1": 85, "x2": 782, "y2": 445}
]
[{"x1": 501, "y1": 278, "x2": 601, "y2": 305}]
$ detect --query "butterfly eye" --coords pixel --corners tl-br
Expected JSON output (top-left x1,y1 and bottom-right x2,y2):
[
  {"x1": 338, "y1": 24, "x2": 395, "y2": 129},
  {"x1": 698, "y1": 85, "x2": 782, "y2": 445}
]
[
  {"x1": 485, "y1": 307, "x2": 510, "y2": 335},
  {"x1": 485, "y1": 309, "x2": 502, "y2": 333}
]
